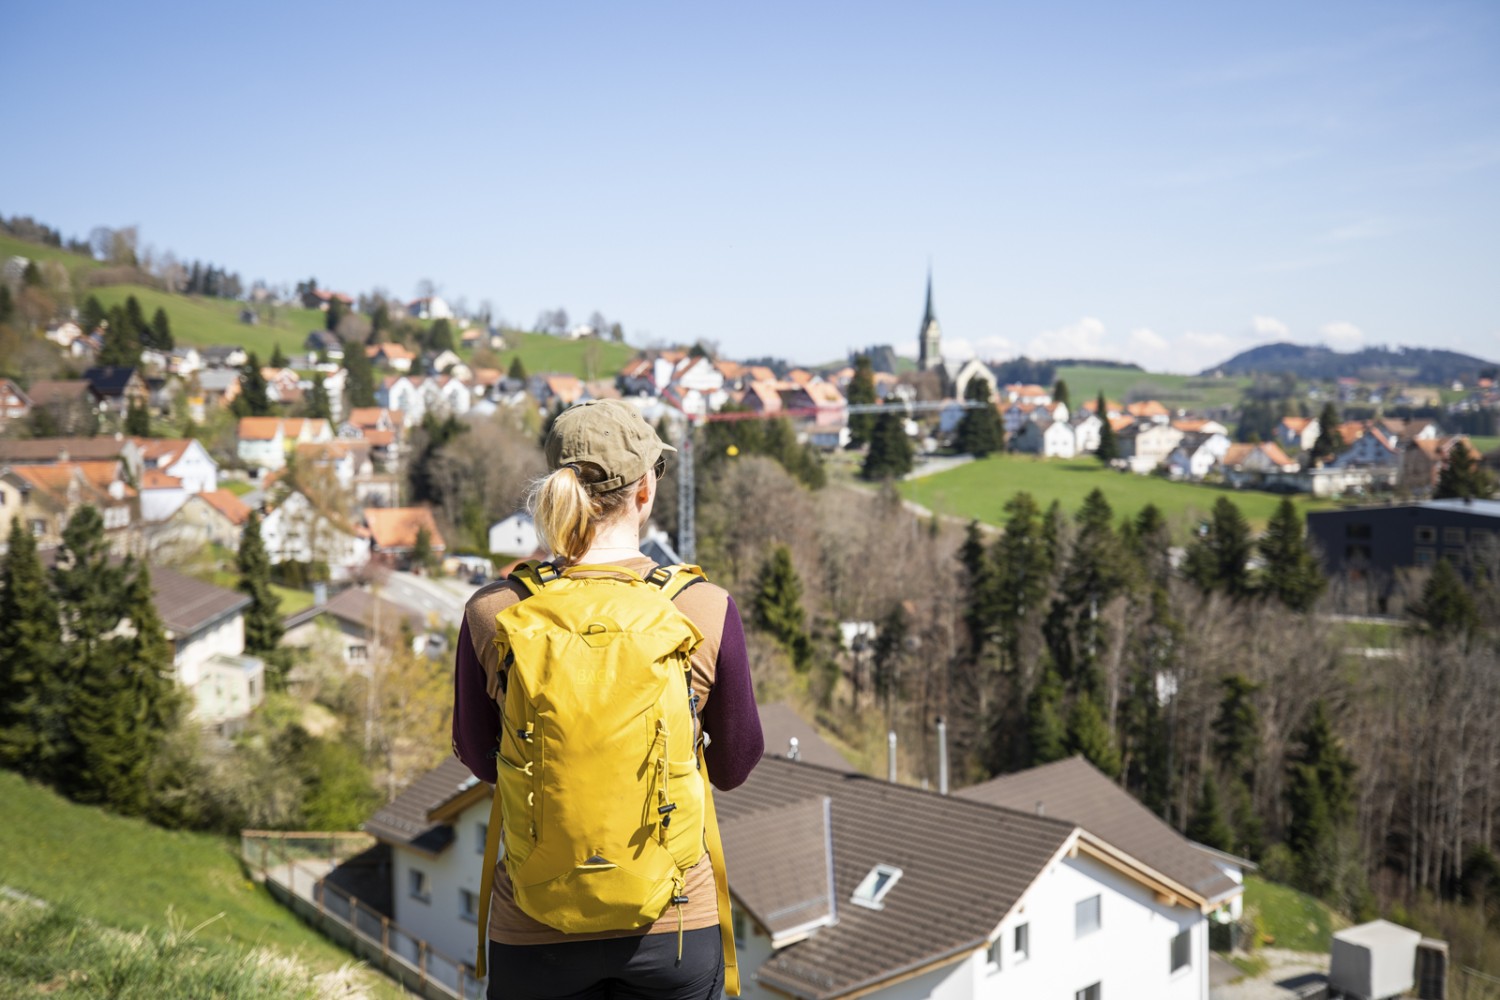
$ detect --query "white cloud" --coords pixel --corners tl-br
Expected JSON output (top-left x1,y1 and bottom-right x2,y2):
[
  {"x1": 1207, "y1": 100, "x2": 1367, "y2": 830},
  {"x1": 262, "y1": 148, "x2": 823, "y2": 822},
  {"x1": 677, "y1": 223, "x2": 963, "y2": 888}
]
[
  {"x1": 1025, "y1": 317, "x2": 1108, "y2": 359},
  {"x1": 1319, "y1": 321, "x2": 1364, "y2": 349},
  {"x1": 1128, "y1": 327, "x2": 1169, "y2": 353},
  {"x1": 1249, "y1": 315, "x2": 1290, "y2": 340}
]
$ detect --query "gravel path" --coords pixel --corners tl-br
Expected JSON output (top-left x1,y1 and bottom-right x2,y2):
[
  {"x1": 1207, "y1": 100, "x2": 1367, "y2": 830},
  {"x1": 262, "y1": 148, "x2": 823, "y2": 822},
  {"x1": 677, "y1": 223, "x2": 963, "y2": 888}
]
[{"x1": 1210, "y1": 949, "x2": 1329, "y2": 1000}]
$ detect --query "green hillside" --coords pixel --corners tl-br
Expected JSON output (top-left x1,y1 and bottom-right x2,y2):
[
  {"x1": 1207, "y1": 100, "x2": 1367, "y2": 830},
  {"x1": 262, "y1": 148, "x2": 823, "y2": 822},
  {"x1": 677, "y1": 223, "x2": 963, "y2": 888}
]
[
  {"x1": 0, "y1": 770, "x2": 401, "y2": 998},
  {"x1": 1054, "y1": 364, "x2": 1251, "y2": 411},
  {"x1": 0, "y1": 232, "x2": 103, "y2": 274},
  {"x1": 489, "y1": 331, "x2": 637, "y2": 381},
  {"x1": 901, "y1": 454, "x2": 1333, "y2": 537},
  {"x1": 92, "y1": 284, "x2": 326, "y2": 359}
]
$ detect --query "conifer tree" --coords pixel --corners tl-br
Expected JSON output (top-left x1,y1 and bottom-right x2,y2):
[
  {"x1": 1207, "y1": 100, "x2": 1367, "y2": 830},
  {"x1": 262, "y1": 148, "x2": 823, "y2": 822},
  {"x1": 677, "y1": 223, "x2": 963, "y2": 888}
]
[
  {"x1": 124, "y1": 295, "x2": 149, "y2": 347},
  {"x1": 1026, "y1": 668, "x2": 1068, "y2": 766},
  {"x1": 1409, "y1": 558, "x2": 1479, "y2": 637},
  {"x1": 80, "y1": 294, "x2": 106, "y2": 332},
  {"x1": 1047, "y1": 489, "x2": 1131, "y2": 696},
  {"x1": 412, "y1": 525, "x2": 435, "y2": 571},
  {"x1": 1309, "y1": 402, "x2": 1343, "y2": 464},
  {"x1": 1213, "y1": 675, "x2": 1260, "y2": 785},
  {"x1": 69, "y1": 559, "x2": 181, "y2": 813},
  {"x1": 150, "y1": 307, "x2": 173, "y2": 351},
  {"x1": 307, "y1": 374, "x2": 332, "y2": 421},
  {"x1": 846, "y1": 354, "x2": 877, "y2": 448},
  {"x1": 994, "y1": 492, "x2": 1052, "y2": 664},
  {"x1": 270, "y1": 342, "x2": 289, "y2": 369},
  {"x1": 238, "y1": 511, "x2": 284, "y2": 658},
  {"x1": 50, "y1": 506, "x2": 126, "y2": 788},
  {"x1": 955, "y1": 377, "x2": 1004, "y2": 457},
  {"x1": 233, "y1": 352, "x2": 272, "y2": 417},
  {"x1": 1052, "y1": 379, "x2": 1070, "y2": 409},
  {"x1": 871, "y1": 603, "x2": 908, "y2": 709},
  {"x1": 343, "y1": 341, "x2": 377, "y2": 408},
  {"x1": 1186, "y1": 774, "x2": 1234, "y2": 851},
  {"x1": 428, "y1": 318, "x2": 454, "y2": 353},
  {"x1": 1435, "y1": 441, "x2": 1495, "y2": 500},
  {"x1": 1128, "y1": 503, "x2": 1172, "y2": 587},
  {"x1": 98, "y1": 306, "x2": 141, "y2": 367},
  {"x1": 753, "y1": 545, "x2": 811, "y2": 670},
  {"x1": 1258, "y1": 497, "x2": 1325, "y2": 611},
  {"x1": 959, "y1": 521, "x2": 999, "y2": 659},
  {"x1": 125, "y1": 397, "x2": 151, "y2": 437},
  {"x1": 0, "y1": 517, "x2": 64, "y2": 775},
  {"x1": 1285, "y1": 701, "x2": 1356, "y2": 896},
  {"x1": 325, "y1": 298, "x2": 347, "y2": 333},
  {"x1": 1066, "y1": 693, "x2": 1121, "y2": 779},
  {"x1": 1184, "y1": 497, "x2": 1253, "y2": 598},
  {"x1": 1094, "y1": 392, "x2": 1118, "y2": 462},
  {"x1": 507, "y1": 356, "x2": 528, "y2": 382},
  {"x1": 861, "y1": 410, "x2": 914, "y2": 481},
  {"x1": 0, "y1": 285, "x2": 13, "y2": 326}
]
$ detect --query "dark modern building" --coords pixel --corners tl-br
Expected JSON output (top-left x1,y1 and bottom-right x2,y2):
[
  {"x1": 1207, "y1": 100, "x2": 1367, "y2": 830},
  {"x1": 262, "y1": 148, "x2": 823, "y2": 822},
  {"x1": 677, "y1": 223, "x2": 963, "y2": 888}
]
[{"x1": 1307, "y1": 499, "x2": 1500, "y2": 584}]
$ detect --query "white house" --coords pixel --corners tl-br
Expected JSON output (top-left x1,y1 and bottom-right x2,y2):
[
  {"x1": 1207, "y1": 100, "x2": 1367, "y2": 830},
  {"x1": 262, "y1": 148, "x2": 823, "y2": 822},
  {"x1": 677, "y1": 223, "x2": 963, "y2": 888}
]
[
  {"x1": 1119, "y1": 423, "x2": 1185, "y2": 475},
  {"x1": 373, "y1": 743, "x2": 1239, "y2": 1000},
  {"x1": 1071, "y1": 413, "x2": 1103, "y2": 455},
  {"x1": 260, "y1": 489, "x2": 371, "y2": 581},
  {"x1": 1013, "y1": 418, "x2": 1077, "y2": 459},
  {"x1": 488, "y1": 511, "x2": 540, "y2": 557},
  {"x1": 1167, "y1": 432, "x2": 1232, "y2": 481},
  {"x1": 134, "y1": 437, "x2": 219, "y2": 494},
  {"x1": 1333, "y1": 426, "x2": 1402, "y2": 472},
  {"x1": 408, "y1": 296, "x2": 455, "y2": 321},
  {"x1": 138, "y1": 470, "x2": 191, "y2": 522},
  {"x1": 149, "y1": 566, "x2": 265, "y2": 731},
  {"x1": 1275, "y1": 417, "x2": 1321, "y2": 454},
  {"x1": 1002, "y1": 402, "x2": 1037, "y2": 437},
  {"x1": 378, "y1": 375, "x2": 426, "y2": 426},
  {"x1": 237, "y1": 417, "x2": 286, "y2": 471}
]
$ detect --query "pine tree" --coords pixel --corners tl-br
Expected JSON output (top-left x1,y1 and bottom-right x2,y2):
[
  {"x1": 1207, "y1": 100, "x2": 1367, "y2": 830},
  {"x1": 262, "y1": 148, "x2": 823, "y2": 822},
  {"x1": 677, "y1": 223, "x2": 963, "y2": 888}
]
[
  {"x1": 1066, "y1": 694, "x2": 1121, "y2": 779},
  {"x1": 412, "y1": 525, "x2": 435, "y2": 570},
  {"x1": 238, "y1": 511, "x2": 284, "y2": 657},
  {"x1": 98, "y1": 306, "x2": 141, "y2": 367},
  {"x1": 0, "y1": 285, "x2": 13, "y2": 326},
  {"x1": 871, "y1": 602, "x2": 908, "y2": 709},
  {"x1": 343, "y1": 342, "x2": 377, "y2": 408},
  {"x1": 1026, "y1": 668, "x2": 1068, "y2": 766},
  {"x1": 1213, "y1": 675, "x2": 1260, "y2": 788},
  {"x1": 270, "y1": 343, "x2": 289, "y2": 369},
  {"x1": 861, "y1": 410, "x2": 913, "y2": 481},
  {"x1": 1094, "y1": 392, "x2": 1118, "y2": 462},
  {"x1": 1052, "y1": 379, "x2": 1070, "y2": 409},
  {"x1": 428, "y1": 318, "x2": 454, "y2": 354},
  {"x1": 124, "y1": 397, "x2": 151, "y2": 437},
  {"x1": 1047, "y1": 489, "x2": 1131, "y2": 696},
  {"x1": 125, "y1": 295, "x2": 149, "y2": 347},
  {"x1": 150, "y1": 307, "x2": 173, "y2": 351},
  {"x1": 80, "y1": 295, "x2": 106, "y2": 332},
  {"x1": 1128, "y1": 503, "x2": 1172, "y2": 587},
  {"x1": 1186, "y1": 774, "x2": 1234, "y2": 851},
  {"x1": 959, "y1": 521, "x2": 1000, "y2": 658},
  {"x1": 507, "y1": 356, "x2": 528, "y2": 382},
  {"x1": 50, "y1": 506, "x2": 127, "y2": 790},
  {"x1": 1309, "y1": 402, "x2": 1343, "y2": 464},
  {"x1": 325, "y1": 298, "x2": 347, "y2": 333},
  {"x1": 1184, "y1": 497, "x2": 1253, "y2": 598},
  {"x1": 955, "y1": 377, "x2": 1004, "y2": 457},
  {"x1": 846, "y1": 354, "x2": 877, "y2": 448},
  {"x1": 233, "y1": 352, "x2": 272, "y2": 417},
  {"x1": 0, "y1": 517, "x2": 64, "y2": 775},
  {"x1": 69, "y1": 559, "x2": 181, "y2": 813},
  {"x1": 1409, "y1": 558, "x2": 1479, "y2": 636},
  {"x1": 753, "y1": 545, "x2": 811, "y2": 670},
  {"x1": 994, "y1": 492, "x2": 1052, "y2": 663},
  {"x1": 1258, "y1": 497, "x2": 1325, "y2": 611},
  {"x1": 1285, "y1": 701, "x2": 1356, "y2": 896},
  {"x1": 1435, "y1": 441, "x2": 1495, "y2": 500},
  {"x1": 307, "y1": 374, "x2": 332, "y2": 421},
  {"x1": 1230, "y1": 779, "x2": 1265, "y2": 860}
]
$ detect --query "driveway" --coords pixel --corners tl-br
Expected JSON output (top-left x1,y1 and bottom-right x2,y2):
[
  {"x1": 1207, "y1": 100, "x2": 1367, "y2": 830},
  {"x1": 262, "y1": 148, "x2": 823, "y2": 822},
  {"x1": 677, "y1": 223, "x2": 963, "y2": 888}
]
[{"x1": 1210, "y1": 949, "x2": 1329, "y2": 1000}]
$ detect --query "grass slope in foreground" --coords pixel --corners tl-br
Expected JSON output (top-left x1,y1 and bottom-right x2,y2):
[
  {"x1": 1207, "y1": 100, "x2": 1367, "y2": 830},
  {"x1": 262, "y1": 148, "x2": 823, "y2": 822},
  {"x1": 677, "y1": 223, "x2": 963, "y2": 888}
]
[
  {"x1": 0, "y1": 770, "x2": 403, "y2": 998},
  {"x1": 93, "y1": 284, "x2": 328, "y2": 360},
  {"x1": 901, "y1": 454, "x2": 1332, "y2": 535}
]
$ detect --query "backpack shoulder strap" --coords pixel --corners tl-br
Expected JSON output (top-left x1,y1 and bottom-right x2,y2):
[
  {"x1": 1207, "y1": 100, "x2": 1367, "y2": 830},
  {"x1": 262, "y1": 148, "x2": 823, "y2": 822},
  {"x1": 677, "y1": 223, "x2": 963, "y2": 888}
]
[
  {"x1": 507, "y1": 558, "x2": 560, "y2": 597},
  {"x1": 644, "y1": 563, "x2": 708, "y2": 601}
]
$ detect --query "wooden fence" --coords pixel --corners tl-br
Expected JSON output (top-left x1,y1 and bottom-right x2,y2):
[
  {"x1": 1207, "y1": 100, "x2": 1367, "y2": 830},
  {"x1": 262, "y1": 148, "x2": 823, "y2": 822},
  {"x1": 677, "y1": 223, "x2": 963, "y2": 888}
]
[{"x1": 240, "y1": 830, "x2": 484, "y2": 1000}]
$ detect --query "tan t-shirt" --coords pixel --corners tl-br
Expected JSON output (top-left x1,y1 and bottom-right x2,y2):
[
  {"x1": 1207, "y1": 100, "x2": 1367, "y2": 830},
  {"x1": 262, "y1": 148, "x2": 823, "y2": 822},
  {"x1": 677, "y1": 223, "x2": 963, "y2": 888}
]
[{"x1": 462, "y1": 557, "x2": 732, "y2": 945}]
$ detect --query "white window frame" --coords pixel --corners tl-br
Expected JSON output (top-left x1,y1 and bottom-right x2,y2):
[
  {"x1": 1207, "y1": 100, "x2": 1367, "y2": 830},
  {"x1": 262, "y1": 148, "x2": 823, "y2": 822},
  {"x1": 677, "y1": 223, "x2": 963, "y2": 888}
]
[
  {"x1": 1076, "y1": 894, "x2": 1101, "y2": 938},
  {"x1": 1014, "y1": 922, "x2": 1030, "y2": 962},
  {"x1": 851, "y1": 864, "x2": 902, "y2": 910},
  {"x1": 408, "y1": 868, "x2": 429, "y2": 903}
]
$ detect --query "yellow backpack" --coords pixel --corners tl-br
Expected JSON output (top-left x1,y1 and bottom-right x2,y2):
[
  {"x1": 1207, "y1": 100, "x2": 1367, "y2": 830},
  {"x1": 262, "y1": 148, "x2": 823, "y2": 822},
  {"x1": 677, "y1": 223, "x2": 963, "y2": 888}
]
[{"x1": 475, "y1": 561, "x2": 739, "y2": 995}]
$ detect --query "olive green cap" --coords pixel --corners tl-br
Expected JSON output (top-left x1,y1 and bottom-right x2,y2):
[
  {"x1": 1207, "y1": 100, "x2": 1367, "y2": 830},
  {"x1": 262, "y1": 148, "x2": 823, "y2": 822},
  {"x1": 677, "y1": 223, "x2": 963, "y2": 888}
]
[{"x1": 544, "y1": 399, "x2": 675, "y2": 494}]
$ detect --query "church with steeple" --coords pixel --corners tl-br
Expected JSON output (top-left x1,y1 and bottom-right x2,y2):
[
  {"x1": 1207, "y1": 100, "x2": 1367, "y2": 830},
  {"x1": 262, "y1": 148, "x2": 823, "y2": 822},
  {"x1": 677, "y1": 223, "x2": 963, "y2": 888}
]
[{"x1": 914, "y1": 270, "x2": 997, "y2": 402}]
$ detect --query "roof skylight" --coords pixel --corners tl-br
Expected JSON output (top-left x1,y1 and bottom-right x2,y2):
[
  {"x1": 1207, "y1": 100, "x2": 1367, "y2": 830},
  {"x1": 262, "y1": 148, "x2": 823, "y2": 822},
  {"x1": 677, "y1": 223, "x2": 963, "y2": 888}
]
[{"x1": 851, "y1": 864, "x2": 903, "y2": 910}]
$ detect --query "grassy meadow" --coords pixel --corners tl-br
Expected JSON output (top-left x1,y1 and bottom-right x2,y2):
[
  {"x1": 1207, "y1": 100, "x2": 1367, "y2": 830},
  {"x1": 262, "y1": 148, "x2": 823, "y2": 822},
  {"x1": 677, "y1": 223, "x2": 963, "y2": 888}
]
[
  {"x1": 92, "y1": 284, "x2": 327, "y2": 360},
  {"x1": 900, "y1": 453, "x2": 1334, "y2": 536},
  {"x1": 1053, "y1": 364, "x2": 1252, "y2": 411},
  {"x1": 0, "y1": 771, "x2": 402, "y2": 998},
  {"x1": 485, "y1": 330, "x2": 637, "y2": 381}
]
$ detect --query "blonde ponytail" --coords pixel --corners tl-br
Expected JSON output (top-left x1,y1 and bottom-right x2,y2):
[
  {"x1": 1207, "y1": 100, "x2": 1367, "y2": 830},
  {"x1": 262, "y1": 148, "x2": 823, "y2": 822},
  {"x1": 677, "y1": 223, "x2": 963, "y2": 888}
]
[{"x1": 528, "y1": 463, "x2": 637, "y2": 565}]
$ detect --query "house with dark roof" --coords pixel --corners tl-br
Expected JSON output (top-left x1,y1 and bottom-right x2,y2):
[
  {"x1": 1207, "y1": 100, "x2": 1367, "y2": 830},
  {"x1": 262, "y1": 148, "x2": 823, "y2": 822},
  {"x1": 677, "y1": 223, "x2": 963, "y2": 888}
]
[
  {"x1": 82, "y1": 365, "x2": 148, "y2": 416},
  {"x1": 282, "y1": 585, "x2": 437, "y2": 666},
  {"x1": 0, "y1": 378, "x2": 33, "y2": 427},
  {"x1": 370, "y1": 746, "x2": 1237, "y2": 999},
  {"x1": 149, "y1": 566, "x2": 265, "y2": 731}
]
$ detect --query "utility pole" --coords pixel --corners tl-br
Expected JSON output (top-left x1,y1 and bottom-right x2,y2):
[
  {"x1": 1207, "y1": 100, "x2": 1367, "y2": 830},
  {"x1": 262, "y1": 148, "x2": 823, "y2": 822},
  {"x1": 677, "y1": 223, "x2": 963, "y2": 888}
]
[{"x1": 677, "y1": 419, "x2": 695, "y2": 563}]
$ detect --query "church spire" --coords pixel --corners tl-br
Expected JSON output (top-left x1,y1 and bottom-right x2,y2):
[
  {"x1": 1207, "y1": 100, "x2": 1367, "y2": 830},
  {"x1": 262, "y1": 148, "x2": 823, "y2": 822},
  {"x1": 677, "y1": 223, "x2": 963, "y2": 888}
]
[{"x1": 918, "y1": 266, "x2": 942, "y2": 372}]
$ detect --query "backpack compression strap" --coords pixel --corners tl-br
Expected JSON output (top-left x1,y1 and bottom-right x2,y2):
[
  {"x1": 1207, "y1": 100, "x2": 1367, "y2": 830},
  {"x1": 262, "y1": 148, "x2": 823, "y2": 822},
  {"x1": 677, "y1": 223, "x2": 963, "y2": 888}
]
[
  {"x1": 700, "y1": 740, "x2": 740, "y2": 996},
  {"x1": 474, "y1": 780, "x2": 507, "y2": 979}
]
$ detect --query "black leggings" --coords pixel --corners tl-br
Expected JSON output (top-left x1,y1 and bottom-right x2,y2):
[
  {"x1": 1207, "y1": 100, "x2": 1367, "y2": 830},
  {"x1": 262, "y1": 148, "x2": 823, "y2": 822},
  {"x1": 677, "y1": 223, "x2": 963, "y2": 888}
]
[{"x1": 485, "y1": 927, "x2": 724, "y2": 1000}]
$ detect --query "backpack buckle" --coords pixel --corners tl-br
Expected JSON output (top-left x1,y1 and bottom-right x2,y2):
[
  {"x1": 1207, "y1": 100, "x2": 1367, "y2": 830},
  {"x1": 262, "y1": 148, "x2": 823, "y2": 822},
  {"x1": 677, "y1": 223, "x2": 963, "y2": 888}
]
[
  {"x1": 645, "y1": 565, "x2": 674, "y2": 589},
  {"x1": 535, "y1": 562, "x2": 560, "y2": 585}
]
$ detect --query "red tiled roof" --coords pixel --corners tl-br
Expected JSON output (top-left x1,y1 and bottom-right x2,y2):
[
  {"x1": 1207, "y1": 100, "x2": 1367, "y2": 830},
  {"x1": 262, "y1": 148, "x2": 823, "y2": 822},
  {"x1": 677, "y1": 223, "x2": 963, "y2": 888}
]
[
  {"x1": 364, "y1": 506, "x2": 446, "y2": 551},
  {"x1": 197, "y1": 489, "x2": 252, "y2": 526},
  {"x1": 237, "y1": 417, "x2": 282, "y2": 441}
]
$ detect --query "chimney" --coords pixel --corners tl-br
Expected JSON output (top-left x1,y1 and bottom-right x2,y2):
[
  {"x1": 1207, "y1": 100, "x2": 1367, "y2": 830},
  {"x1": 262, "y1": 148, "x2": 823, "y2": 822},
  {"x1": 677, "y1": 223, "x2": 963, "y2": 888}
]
[
  {"x1": 936, "y1": 717, "x2": 949, "y2": 795},
  {"x1": 887, "y1": 731, "x2": 898, "y2": 783},
  {"x1": 313, "y1": 582, "x2": 328, "y2": 607},
  {"x1": 786, "y1": 736, "x2": 800, "y2": 762}
]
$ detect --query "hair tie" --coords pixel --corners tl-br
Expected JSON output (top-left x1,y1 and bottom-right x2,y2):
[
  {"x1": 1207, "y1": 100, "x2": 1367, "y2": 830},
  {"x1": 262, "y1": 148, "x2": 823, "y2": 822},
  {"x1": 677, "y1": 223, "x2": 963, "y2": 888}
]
[{"x1": 563, "y1": 462, "x2": 581, "y2": 474}]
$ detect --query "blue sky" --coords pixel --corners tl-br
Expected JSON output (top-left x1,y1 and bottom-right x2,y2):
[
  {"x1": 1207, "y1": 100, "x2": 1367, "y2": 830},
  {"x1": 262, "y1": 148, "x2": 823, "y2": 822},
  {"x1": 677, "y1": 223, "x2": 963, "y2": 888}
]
[{"x1": 3, "y1": 1, "x2": 1496, "y2": 371}]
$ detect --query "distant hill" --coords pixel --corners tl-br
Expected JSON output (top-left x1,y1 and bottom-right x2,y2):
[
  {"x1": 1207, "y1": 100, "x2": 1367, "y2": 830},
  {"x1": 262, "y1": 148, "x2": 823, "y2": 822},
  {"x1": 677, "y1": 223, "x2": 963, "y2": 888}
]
[{"x1": 1207, "y1": 342, "x2": 1497, "y2": 384}]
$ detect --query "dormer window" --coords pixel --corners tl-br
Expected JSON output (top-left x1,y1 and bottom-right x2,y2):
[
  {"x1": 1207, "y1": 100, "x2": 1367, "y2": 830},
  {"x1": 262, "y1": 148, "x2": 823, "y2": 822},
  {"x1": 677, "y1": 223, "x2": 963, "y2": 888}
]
[{"x1": 851, "y1": 864, "x2": 902, "y2": 910}]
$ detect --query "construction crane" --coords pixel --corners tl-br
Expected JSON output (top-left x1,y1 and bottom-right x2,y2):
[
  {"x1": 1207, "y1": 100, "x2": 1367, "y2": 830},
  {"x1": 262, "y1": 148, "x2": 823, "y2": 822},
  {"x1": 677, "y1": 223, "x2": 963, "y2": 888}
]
[{"x1": 674, "y1": 399, "x2": 990, "y2": 560}]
